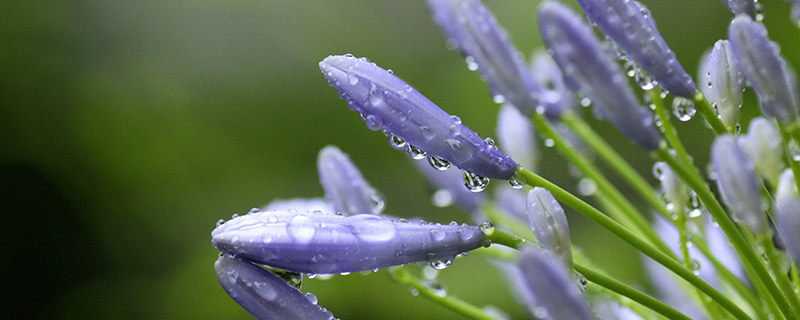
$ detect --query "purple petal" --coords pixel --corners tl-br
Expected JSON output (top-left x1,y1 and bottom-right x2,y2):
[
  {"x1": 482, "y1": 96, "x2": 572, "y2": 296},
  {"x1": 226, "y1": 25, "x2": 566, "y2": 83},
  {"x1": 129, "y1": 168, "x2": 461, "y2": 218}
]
[
  {"x1": 212, "y1": 209, "x2": 489, "y2": 274},
  {"x1": 537, "y1": 1, "x2": 661, "y2": 150},
  {"x1": 517, "y1": 246, "x2": 594, "y2": 320},
  {"x1": 317, "y1": 146, "x2": 383, "y2": 214},
  {"x1": 777, "y1": 197, "x2": 800, "y2": 267},
  {"x1": 711, "y1": 135, "x2": 767, "y2": 234},
  {"x1": 526, "y1": 187, "x2": 572, "y2": 267},
  {"x1": 320, "y1": 54, "x2": 518, "y2": 179},
  {"x1": 576, "y1": 0, "x2": 697, "y2": 98},
  {"x1": 530, "y1": 49, "x2": 576, "y2": 118},
  {"x1": 729, "y1": 15, "x2": 799, "y2": 122},
  {"x1": 737, "y1": 118, "x2": 783, "y2": 185},
  {"x1": 264, "y1": 198, "x2": 333, "y2": 214},
  {"x1": 215, "y1": 256, "x2": 336, "y2": 320},
  {"x1": 493, "y1": 185, "x2": 527, "y2": 221},
  {"x1": 699, "y1": 40, "x2": 745, "y2": 128},
  {"x1": 724, "y1": 0, "x2": 757, "y2": 19},
  {"x1": 496, "y1": 103, "x2": 537, "y2": 171},
  {"x1": 410, "y1": 157, "x2": 486, "y2": 212}
]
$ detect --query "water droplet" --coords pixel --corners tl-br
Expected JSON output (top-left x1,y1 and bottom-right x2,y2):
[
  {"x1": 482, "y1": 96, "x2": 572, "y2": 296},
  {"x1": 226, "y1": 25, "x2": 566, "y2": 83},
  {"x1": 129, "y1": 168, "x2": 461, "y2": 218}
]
[
  {"x1": 347, "y1": 73, "x2": 359, "y2": 85},
  {"x1": 544, "y1": 138, "x2": 555, "y2": 147},
  {"x1": 248, "y1": 208, "x2": 261, "y2": 215},
  {"x1": 580, "y1": 97, "x2": 591, "y2": 107},
  {"x1": 479, "y1": 221, "x2": 495, "y2": 234},
  {"x1": 340, "y1": 272, "x2": 351, "y2": 276},
  {"x1": 387, "y1": 69, "x2": 393, "y2": 74},
  {"x1": 408, "y1": 286, "x2": 420, "y2": 296},
  {"x1": 484, "y1": 137, "x2": 496, "y2": 148},
  {"x1": 755, "y1": 2, "x2": 765, "y2": 21},
  {"x1": 421, "y1": 279, "x2": 447, "y2": 297},
  {"x1": 625, "y1": 60, "x2": 637, "y2": 78},
  {"x1": 286, "y1": 214, "x2": 316, "y2": 244},
  {"x1": 634, "y1": 68, "x2": 657, "y2": 91},
  {"x1": 577, "y1": 178, "x2": 597, "y2": 196},
  {"x1": 371, "y1": 193, "x2": 385, "y2": 214},
  {"x1": 267, "y1": 215, "x2": 278, "y2": 223},
  {"x1": 387, "y1": 133, "x2": 407, "y2": 150},
  {"x1": 463, "y1": 171, "x2": 490, "y2": 192},
  {"x1": 672, "y1": 97, "x2": 696, "y2": 121},
  {"x1": 652, "y1": 162, "x2": 667, "y2": 181},
  {"x1": 430, "y1": 227, "x2": 446, "y2": 241},
  {"x1": 351, "y1": 215, "x2": 397, "y2": 242},
  {"x1": 449, "y1": 115, "x2": 462, "y2": 125},
  {"x1": 216, "y1": 219, "x2": 225, "y2": 227},
  {"x1": 231, "y1": 213, "x2": 239, "y2": 219},
  {"x1": 420, "y1": 126, "x2": 435, "y2": 140},
  {"x1": 688, "y1": 208, "x2": 703, "y2": 218},
  {"x1": 430, "y1": 259, "x2": 453, "y2": 270},
  {"x1": 307, "y1": 273, "x2": 317, "y2": 279},
  {"x1": 432, "y1": 189, "x2": 454, "y2": 207},
  {"x1": 493, "y1": 94, "x2": 506, "y2": 104},
  {"x1": 406, "y1": 144, "x2": 427, "y2": 160},
  {"x1": 427, "y1": 155, "x2": 451, "y2": 170},
  {"x1": 364, "y1": 114, "x2": 382, "y2": 131},
  {"x1": 691, "y1": 259, "x2": 701, "y2": 275},
  {"x1": 457, "y1": 225, "x2": 475, "y2": 241},
  {"x1": 305, "y1": 292, "x2": 318, "y2": 305},
  {"x1": 465, "y1": 56, "x2": 479, "y2": 71},
  {"x1": 508, "y1": 177, "x2": 523, "y2": 189}
]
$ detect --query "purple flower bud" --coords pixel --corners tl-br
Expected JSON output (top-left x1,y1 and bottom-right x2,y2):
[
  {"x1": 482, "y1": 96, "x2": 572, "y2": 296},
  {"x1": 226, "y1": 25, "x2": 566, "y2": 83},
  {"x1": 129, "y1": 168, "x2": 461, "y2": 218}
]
[
  {"x1": 427, "y1": 0, "x2": 556, "y2": 117},
  {"x1": 410, "y1": 157, "x2": 486, "y2": 212},
  {"x1": 643, "y1": 258, "x2": 707, "y2": 319},
  {"x1": 724, "y1": 0, "x2": 757, "y2": 19},
  {"x1": 576, "y1": 0, "x2": 697, "y2": 98},
  {"x1": 215, "y1": 256, "x2": 337, "y2": 320},
  {"x1": 538, "y1": 1, "x2": 661, "y2": 150},
  {"x1": 737, "y1": 118, "x2": 783, "y2": 185},
  {"x1": 653, "y1": 215, "x2": 718, "y2": 287},
  {"x1": 711, "y1": 135, "x2": 767, "y2": 234},
  {"x1": 212, "y1": 209, "x2": 489, "y2": 274},
  {"x1": 705, "y1": 215, "x2": 746, "y2": 281},
  {"x1": 517, "y1": 246, "x2": 594, "y2": 320},
  {"x1": 729, "y1": 15, "x2": 799, "y2": 122},
  {"x1": 320, "y1": 55, "x2": 518, "y2": 179},
  {"x1": 317, "y1": 146, "x2": 384, "y2": 214},
  {"x1": 494, "y1": 185, "x2": 527, "y2": 221},
  {"x1": 594, "y1": 300, "x2": 645, "y2": 320},
  {"x1": 490, "y1": 259, "x2": 540, "y2": 316},
  {"x1": 526, "y1": 187, "x2": 572, "y2": 267},
  {"x1": 530, "y1": 49, "x2": 576, "y2": 118},
  {"x1": 777, "y1": 197, "x2": 800, "y2": 267},
  {"x1": 699, "y1": 40, "x2": 745, "y2": 128},
  {"x1": 777, "y1": 169, "x2": 798, "y2": 204},
  {"x1": 496, "y1": 104, "x2": 537, "y2": 171}
]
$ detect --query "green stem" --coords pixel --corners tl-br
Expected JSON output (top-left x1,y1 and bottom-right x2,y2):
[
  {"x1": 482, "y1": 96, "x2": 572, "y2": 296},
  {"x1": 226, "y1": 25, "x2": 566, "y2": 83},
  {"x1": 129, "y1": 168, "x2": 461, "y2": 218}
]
[
  {"x1": 651, "y1": 90, "x2": 694, "y2": 171},
  {"x1": 693, "y1": 91, "x2": 730, "y2": 135},
  {"x1": 485, "y1": 228, "x2": 527, "y2": 249},
  {"x1": 763, "y1": 236, "x2": 800, "y2": 316},
  {"x1": 655, "y1": 148, "x2": 794, "y2": 320},
  {"x1": 482, "y1": 203, "x2": 537, "y2": 242},
  {"x1": 778, "y1": 122, "x2": 800, "y2": 199},
  {"x1": 513, "y1": 167, "x2": 752, "y2": 320},
  {"x1": 388, "y1": 267, "x2": 502, "y2": 320}
]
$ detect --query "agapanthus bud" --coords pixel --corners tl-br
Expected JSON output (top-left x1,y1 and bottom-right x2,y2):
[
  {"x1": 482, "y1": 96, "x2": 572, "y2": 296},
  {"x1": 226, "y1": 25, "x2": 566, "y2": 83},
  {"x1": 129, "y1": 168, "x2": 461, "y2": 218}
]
[
  {"x1": 537, "y1": 1, "x2": 661, "y2": 150},
  {"x1": 737, "y1": 118, "x2": 783, "y2": 185},
  {"x1": 496, "y1": 104, "x2": 537, "y2": 171},
  {"x1": 494, "y1": 185, "x2": 527, "y2": 221},
  {"x1": 517, "y1": 246, "x2": 594, "y2": 320},
  {"x1": 319, "y1": 55, "x2": 518, "y2": 180},
  {"x1": 594, "y1": 300, "x2": 645, "y2": 320},
  {"x1": 711, "y1": 135, "x2": 767, "y2": 234},
  {"x1": 526, "y1": 187, "x2": 572, "y2": 267},
  {"x1": 212, "y1": 209, "x2": 488, "y2": 274},
  {"x1": 777, "y1": 169, "x2": 798, "y2": 204},
  {"x1": 705, "y1": 215, "x2": 746, "y2": 281},
  {"x1": 729, "y1": 15, "x2": 799, "y2": 122},
  {"x1": 699, "y1": 40, "x2": 745, "y2": 128},
  {"x1": 264, "y1": 198, "x2": 333, "y2": 213},
  {"x1": 653, "y1": 216, "x2": 718, "y2": 287},
  {"x1": 410, "y1": 157, "x2": 486, "y2": 212},
  {"x1": 530, "y1": 49, "x2": 576, "y2": 118},
  {"x1": 427, "y1": 0, "x2": 546, "y2": 116},
  {"x1": 576, "y1": 0, "x2": 697, "y2": 98},
  {"x1": 215, "y1": 256, "x2": 336, "y2": 320},
  {"x1": 490, "y1": 260, "x2": 540, "y2": 317},
  {"x1": 653, "y1": 162, "x2": 689, "y2": 210},
  {"x1": 317, "y1": 146, "x2": 383, "y2": 214},
  {"x1": 723, "y1": 0, "x2": 757, "y2": 19},
  {"x1": 777, "y1": 197, "x2": 800, "y2": 267},
  {"x1": 643, "y1": 258, "x2": 707, "y2": 320}
]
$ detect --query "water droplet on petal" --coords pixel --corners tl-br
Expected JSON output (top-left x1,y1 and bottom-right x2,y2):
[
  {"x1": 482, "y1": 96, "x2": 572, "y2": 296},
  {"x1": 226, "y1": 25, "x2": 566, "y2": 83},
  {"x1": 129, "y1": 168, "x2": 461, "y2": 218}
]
[
  {"x1": 216, "y1": 219, "x2": 225, "y2": 227},
  {"x1": 427, "y1": 155, "x2": 452, "y2": 170},
  {"x1": 286, "y1": 215, "x2": 316, "y2": 244},
  {"x1": 430, "y1": 259, "x2": 453, "y2": 270},
  {"x1": 463, "y1": 171, "x2": 490, "y2": 192},
  {"x1": 429, "y1": 227, "x2": 446, "y2": 241},
  {"x1": 672, "y1": 97, "x2": 696, "y2": 122},
  {"x1": 387, "y1": 133, "x2": 407, "y2": 150},
  {"x1": 305, "y1": 292, "x2": 318, "y2": 305},
  {"x1": 406, "y1": 144, "x2": 427, "y2": 160},
  {"x1": 508, "y1": 177, "x2": 524, "y2": 189}
]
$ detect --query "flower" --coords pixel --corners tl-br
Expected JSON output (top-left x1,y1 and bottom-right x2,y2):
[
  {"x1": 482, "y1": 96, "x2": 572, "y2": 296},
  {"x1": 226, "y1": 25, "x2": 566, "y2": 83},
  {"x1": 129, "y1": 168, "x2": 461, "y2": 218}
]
[
  {"x1": 699, "y1": 40, "x2": 745, "y2": 128},
  {"x1": 711, "y1": 134, "x2": 767, "y2": 234},
  {"x1": 517, "y1": 246, "x2": 594, "y2": 320},
  {"x1": 737, "y1": 118, "x2": 783, "y2": 186},
  {"x1": 409, "y1": 156, "x2": 486, "y2": 213},
  {"x1": 724, "y1": 0, "x2": 757, "y2": 19},
  {"x1": 496, "y1": 103, "x2": 537, "y2": 171},
  {"x1": 317, "y1": 145, "x2": 384, "y2": 214},
  {"x1": 526, "y1": 187, "x2": 572, "y2": 267}
]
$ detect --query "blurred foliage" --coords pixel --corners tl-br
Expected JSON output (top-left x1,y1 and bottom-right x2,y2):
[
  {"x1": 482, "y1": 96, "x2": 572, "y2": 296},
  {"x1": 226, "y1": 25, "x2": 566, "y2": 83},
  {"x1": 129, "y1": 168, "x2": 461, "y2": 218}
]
[{"x1": 1, "y1": 0, "x2": 798, "y2": 319}]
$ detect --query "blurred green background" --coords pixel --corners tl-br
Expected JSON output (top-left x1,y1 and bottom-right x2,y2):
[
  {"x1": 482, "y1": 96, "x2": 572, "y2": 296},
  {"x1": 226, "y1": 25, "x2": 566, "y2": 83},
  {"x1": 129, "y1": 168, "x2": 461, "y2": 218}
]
[{"x1": 2, "y1": 0, "x2": 798, "y2": 319}]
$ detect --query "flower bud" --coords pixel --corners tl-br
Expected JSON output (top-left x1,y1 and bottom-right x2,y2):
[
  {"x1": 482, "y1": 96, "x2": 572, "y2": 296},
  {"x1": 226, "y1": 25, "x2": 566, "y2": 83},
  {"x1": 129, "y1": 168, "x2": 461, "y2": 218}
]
[
  {"x1": 517, "y1": 246, "x2": 594, "y2": 320},
  {"x1": 737, "y1": 118, "x2": 783, "y2": 186},
  {"x1": 410, "y1": 157, "x2": 486, "y2": 212},
  {"x1": 711, "y1": 135, "x2": 767, "y2": 234},
  {"x1": 576, "y1": 0, "x2": 697, "y2": 98},
  {"x1": 729, "y1": 15, "x2": 799, "y2": 122},
  {"x1": 724, "y1": 0, "x2": 757, "y2": 19},
  {"x1": 496, "y1": 103, "x2": 537, "y2": 171},
  {"x1": 537, "y1": 1, "x2": 660, "y2": 150},
  {"x1": 318, "y1": 146, "x2": 383, "y2": 214},
  {"x1": 526, "y1": 187, "x2": 572, "y2": 267},
  {"x1": 215, "y1": 256, "x2": 336, "y2": 320},
  {"x1": 212, "y1": 209, "x2": 488, "y2": 274},
  {"x1": 699, "y1": 40, "x2": 744, "y2": 128},
  {"x1": 530, "y1": 49, "x2": 576, "y2": 118},
  {"x1": 777, "y1": 169, "x2": 798, "y2": 204},
  {"x1": 777, "y1": 197, "x2": 800, "y2": 267},
  {"x1": 320, "y1": 54, "x2": 518, "y2": 179}
]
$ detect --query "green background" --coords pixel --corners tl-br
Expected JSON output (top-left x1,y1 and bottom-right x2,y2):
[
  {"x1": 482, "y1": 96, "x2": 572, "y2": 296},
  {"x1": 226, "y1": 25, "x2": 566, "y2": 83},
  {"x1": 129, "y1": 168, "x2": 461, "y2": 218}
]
[{"x1": 2, "y1": 0, "x2": 798, "y2": 319}]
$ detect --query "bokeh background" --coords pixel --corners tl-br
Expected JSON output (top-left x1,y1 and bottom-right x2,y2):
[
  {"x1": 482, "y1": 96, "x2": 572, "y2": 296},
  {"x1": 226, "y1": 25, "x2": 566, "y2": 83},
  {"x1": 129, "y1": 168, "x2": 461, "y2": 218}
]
[{"x1": 2, "y1": 0, "x2": 799, "y2": 319}]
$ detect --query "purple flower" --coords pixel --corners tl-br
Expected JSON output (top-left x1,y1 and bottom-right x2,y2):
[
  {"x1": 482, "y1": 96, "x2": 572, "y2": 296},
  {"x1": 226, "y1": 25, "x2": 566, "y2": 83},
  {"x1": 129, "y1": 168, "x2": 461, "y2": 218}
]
[
  {"x1": 317, "y1": 146, "x2": 384, "y2": 214},
  {"x1": 537, "y1": 1, "x2": 661, "y2": 150},
  {"x1": 427, "y1": 0, "x2": 550, "y2": 116},
  {"x1": 517, "y1": 246, "x2": 594, "y2": 320},
  {"x1": 724, "y1": 0, "x2": 757, "y2": 19},
  {"x1": 530, "y1": 49, "x2": 576, "y2": 118},
  {"x1": 215, "y1": 255, "x2": 337, "y2": 320},
  {"x1": 777, "y1": 197, "x2": 800, "y2": 268},
  {"x1": 778, "y1": 169, "x2": 798, "y2": 204},
  {"x1": 212, "y1": 209, "x2": 489, "y2": 274},
  {"x1": 576, "y1": 0, "x2": 697, "y2": 98},
  {"x1": 526, "y1": 187, "x2": 572, "y2": 267},
  {"x1": 319, "y1": 54, "x2": 518, "y2": 180},
  {"x1": 410, "y1": 157, "x2": 486, "y2": 212},
  {"x1": 263, "y1": 198, "x2": 333, "y2": 213},
  {"x1": 711, "y1": 135, "x2": 767, "y2": 234},
  {"x1": 496, "y1": 104, "x2": 537, "y2": 171},
  {"x1": 729, "y1": 15, "x2": 799, "y2": 122},
  {"x1": 699, "y1": 40, "x2": 744, "y2": 128},
  {"x1": 737, "y1": 118, "x2": 783, "y2": 185}
]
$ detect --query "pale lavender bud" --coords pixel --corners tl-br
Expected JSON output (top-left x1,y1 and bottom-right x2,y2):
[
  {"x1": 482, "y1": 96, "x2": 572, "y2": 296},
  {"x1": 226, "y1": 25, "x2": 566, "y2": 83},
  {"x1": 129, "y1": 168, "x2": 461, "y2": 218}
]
[
  {"x1": 410, "y1": 157, "x2": 486, "y2": 212},
  {"x1": 320, "y1": 55, "x2": 518, "y2": 179},
  {"x1": 494, "y1": 185, "x2": 527, "y2": 221},
  {"x1": 653, "y1": 162, "x2": 689, "y2": 210},
  {"x1": 653, "y1": 216, "x2": 718, "y2": 287},
  {"x1": 594, "y1": 300, "x2": 645, "y2": 320},
  {"x1": 576, "y1": 0, "x2": 697, "y2": 98},
  {"x1": 705, "y1": 215, "x2": 747, "y2": 281},
  {"x1": 643, "y1": 258, "x2": 707, "y2": 320},
  {"x1": 263, "y1": 198, "x2": 333, "y2": 213},
  {"x1": 729, "y1": 15, "x2": 799, "y2": 122},
  {"x1": 777, "y1": 169, "x2": 798, "y2": 204},
  {"x1": 490, "y1": 259, "x2": 539, "y2": 316},
  {"x1": 777, "y1": 197, "x2": 800, "y2": 267},
  {"x1": 496, "y1": 104, "x2": 537, "y2": 171},
  {"x1": 517, "y1": 246, "x2": 594, "y2": 320},
  {"x1": 699, "y1": 40, "x2": 745, "y2": 128},
  {"x1": 711, "y1": 135, "x2": 767, "y2": 234},
  {"x1": 530, "y1": 49, "x2": 576, "y2": 118},
  {"x1": 526, "y1": 187, "x2": 572, "y2": 267},
  {"x1": 737, "y1": 118, "x2": 783, "y2": 185},
  {"x1": 215, "y1": 256, "x2": 336, "y2": 320},
  {"x1": 723, "y1": 0, "x2": 757, "y2": 19},
  {"x1": 317, "y1": 146, "x2": 383, "y2": 214},
  {"x1": 427, "y1": 0, "x2": 547, "y2": 116},
  {"x1": 212, "y1": 209, "x2": 488, "y2": 274},
  {"x1": 538, "y1": 1, "x2": 661, "y2": 150}
]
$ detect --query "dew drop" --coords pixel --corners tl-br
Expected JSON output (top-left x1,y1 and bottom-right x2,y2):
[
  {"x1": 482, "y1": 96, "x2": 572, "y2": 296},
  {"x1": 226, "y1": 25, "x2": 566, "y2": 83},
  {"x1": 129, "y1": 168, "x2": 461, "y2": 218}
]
[
  {"x1": 544, "y1": 138, "x2": 555, "y2": 147},
  {"x1": 755, "y1": 2, "x2": 765, "y2": 21},
  {"x1": 479, "y1": 221, "x2": 495, "y2": 234},
  {"x1": 248, "y1": 208, "x2": 261, "y2": 214},
  {"x1": 493, "y1": 94, "x2": 506, "y2": 104},
  {"x1": 307, "y1": 273, "x2": 317, "y2": 279},
  {"x1": 625, "y1": 60, "x2": 637, "y2": 78},
  {"x1": 347, "y1": 73, "x2": 359, "y2": 85},
  {"x1": 406, "y1": 144, "x2": 427, "y2": 160},
  {"x1": 408, "y1": 287, "x2": 420, "y2": 296},
  {"x1": 634, "y1": 68, "x2": 657, "y2": 91},
  {"x1": 364, "y1": 114, "x2": 382, "y2": 131},
  {"x1": 351, "y1": 215, "x2": 397, "y2": 242},
  {"x1": 465, "y1": 56, "x2": 479, "y2": 71},
  {"x1": 231, "y1": 213, "x2": 239, "y2": 219},
  {"x1": 577, "y1": 178, "x2": 597, "y2": 196},
  {"x1": 652, "y1": 162, "x2": 667, "y2": 181},
  {"x1": 216, "y1": 219, "x2": 225, "y2": 227},
  {"x1": 387, "y1": 133, "x2": 407, "y2": 150},
  {"x1": 580, "y1": 97, "x2": 591, "y2": 107},
  {"x1": 430, "y1": 227, "x2": 446, "y2": 241},
  {"x1": 432, "y1": 189, "x2": 454, "y2": 207},
  {"x1": 508, "y1": 177, "x2": 524, "y2": 189},
  {"x1": 457, "y1": 225, "x2": 475, "y2": 241},
  {"x1": 421, "y1": 279, "x2": 447, "y2": 297},
  {"x1": 427, "y1": 155, "x2": 452, "y2": 170},
  {"x1": 305, "y1": 292, "x2": 318, "y2": 305},
  {"x1": 484, "y1": 137, "x2": 496, "y2": 148},
  {"x1": 430, "y1": 259, "x2": 453, "y2": 270},
  {"x1": 691, "y1": 259, "x2": 701, "y2": 275},
  {"x1": 371, "y1": 193, "x2": 386, "y2": 214},
  {"x1": 286, "y1": 215, "x2": 316, "y2": 244},
  {"x1": 267, "y1": 215, "x2": 278, "y2": 223},
  {"x1": 672, "y1": 97, "x2": 696, "y2": 122},
  {"x1": 463, "y1": 171, "x2": 490, "y2": 192}
]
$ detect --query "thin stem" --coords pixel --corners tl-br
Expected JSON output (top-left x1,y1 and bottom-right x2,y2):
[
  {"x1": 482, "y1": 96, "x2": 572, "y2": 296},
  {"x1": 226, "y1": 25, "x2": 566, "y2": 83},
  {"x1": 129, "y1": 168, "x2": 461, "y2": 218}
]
[
  {"x1": 485, "y1": 228, "x2": 527, "y2": 249},
  {"x1": 573, "y1": 264, "x2": 692, "y2": 320},
  {"x1": 693, "y1": 91, "x2": 730, "y2": 135},
  {"x1": 655, "y1": 148, "x2": 795, "y2": 320},
  {"x1": 513, "y1": 167, "x2": 752, "y2": 320},
  {"x1": 482, "y1": 203, "x2": 537, "y2": 242},
  {"x1": 651, "y1": 90, "x2": 694, "y2": 171},
  {"x1": 387, "y1": 267, "x2": 502, "y2": 320},
  {"x1": 763, "y1": 236, "x2": 800, "y2": 316}
]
